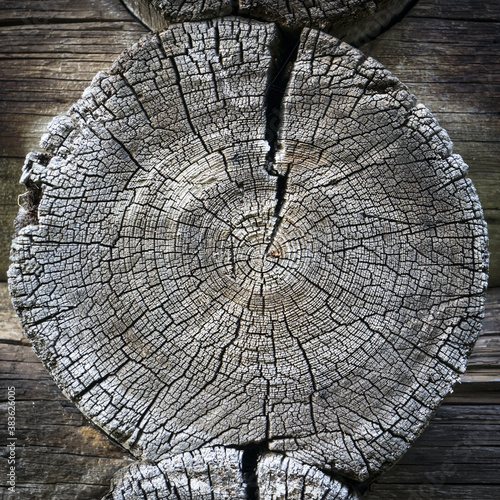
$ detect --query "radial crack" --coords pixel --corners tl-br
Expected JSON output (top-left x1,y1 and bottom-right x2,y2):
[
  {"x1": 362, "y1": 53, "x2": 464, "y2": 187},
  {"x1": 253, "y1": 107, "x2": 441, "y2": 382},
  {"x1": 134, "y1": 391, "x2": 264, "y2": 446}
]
[
  {"x1": 264, "y1": 30, "x2": 300, "y2": 175},
  {"x1": 241, "y1": 444, "x2": 263, "y2": 500},
  {"x1": 263, "y1": 30, "x2": 299, "y2": 257},
  {"x1": 265, "y1": 164, "x2": 291, "y2": 255}
]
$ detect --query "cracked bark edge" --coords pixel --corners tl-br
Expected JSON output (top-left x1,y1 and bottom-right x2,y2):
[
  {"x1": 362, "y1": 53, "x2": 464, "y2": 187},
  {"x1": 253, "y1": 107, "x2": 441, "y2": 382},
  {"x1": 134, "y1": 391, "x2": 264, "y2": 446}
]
[
  {"x1": 120, "y1": 0, "x2": 417, "y2": 45},
  {"x1": 9, "y1": 16, "x2": 488, "y2": 494}
]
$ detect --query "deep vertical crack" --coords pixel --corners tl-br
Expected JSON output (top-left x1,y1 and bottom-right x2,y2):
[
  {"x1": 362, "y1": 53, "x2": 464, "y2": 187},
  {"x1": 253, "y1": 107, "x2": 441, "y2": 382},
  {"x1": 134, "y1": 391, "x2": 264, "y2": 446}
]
[
  {"x1": 273, "y1": 165, "x2": 290, "y2": 218},
  {"x1": 263, "y1": 30, "x2": 300, "y2": 255},
  {"x1": 242, "y1": 444, "x2": 263, "y2": 500},
  {"x1": 265, "y1": 29, "x2": 300, "y2": 175},
  {"x1": 265, "y1": 164, "x2": 290, "y2": 254}
]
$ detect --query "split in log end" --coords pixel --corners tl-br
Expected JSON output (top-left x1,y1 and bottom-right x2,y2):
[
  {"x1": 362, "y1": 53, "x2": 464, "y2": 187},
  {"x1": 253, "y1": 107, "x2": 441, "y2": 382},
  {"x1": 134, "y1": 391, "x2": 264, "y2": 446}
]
[{"x1": 104, "y1": 448, "x2": 362, "y2": 499}]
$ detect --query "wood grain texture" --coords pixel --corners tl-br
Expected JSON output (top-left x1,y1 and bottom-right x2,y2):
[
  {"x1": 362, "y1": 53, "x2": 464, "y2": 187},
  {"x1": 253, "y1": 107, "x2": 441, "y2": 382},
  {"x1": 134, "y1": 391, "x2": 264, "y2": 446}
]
[
  {"x1": 1, "y1": 0, "x2": 498, "y2": 286},
  {"x1": 104, "y1": 448, "x2": 361, "y2": 499},
  {"x1": 8, "y1": 17, "x2": 488, "y2": 497},
  {"x1": 0, "y1": 0, "x2": 149, "y2": 282},
  {"x1": 1, "y1": 286, "x2": 499, "y2": 498},
  {"x1": 104, "y1": 448, "x2": 249, "y2": 499},
  {"x1": 0, "y1": 338, "x2": 134, "y2": 499},
  {"x1": 256, "y1": 454, "x2": 359, "y2": 500},
  {"x1": 120, "y1": 0, "x2": 416, "y2": 45},
  {"x1": 363, "y1": 0, "x2": 500, "y2": 286},
  {"x1": 0, "y1": 0, "x2": 498, "y2": 498}
]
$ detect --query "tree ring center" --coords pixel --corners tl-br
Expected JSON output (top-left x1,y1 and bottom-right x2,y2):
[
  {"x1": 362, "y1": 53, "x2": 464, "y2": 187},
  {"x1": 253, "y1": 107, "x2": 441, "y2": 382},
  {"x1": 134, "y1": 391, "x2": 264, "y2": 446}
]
[{"x1": 247, "y1": 243, "x2": 281, "y2": 273}]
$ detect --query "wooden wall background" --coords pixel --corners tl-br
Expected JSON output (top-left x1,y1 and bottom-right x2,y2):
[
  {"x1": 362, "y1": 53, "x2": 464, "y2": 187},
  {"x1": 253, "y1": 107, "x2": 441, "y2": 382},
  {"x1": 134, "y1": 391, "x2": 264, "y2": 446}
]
[{"x1": 0, "y1": 0, "x2": 498, "y2": 498}]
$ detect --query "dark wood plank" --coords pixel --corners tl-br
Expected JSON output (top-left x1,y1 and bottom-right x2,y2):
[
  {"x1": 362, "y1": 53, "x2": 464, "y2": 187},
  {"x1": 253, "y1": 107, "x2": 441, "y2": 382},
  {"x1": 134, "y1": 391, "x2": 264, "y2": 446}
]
[
  {"x1": 0, "y1": 340, "x2": 134, "y2": 499},
  {"x1": 366, "y1": 405, "x2": 500, "y2": 498},
  {"x1": 368, "y1": 485, "x2": 500, "y2": 500},
  {"x1": 464, "y1": 288, "x2": 500, "y2": 373}
]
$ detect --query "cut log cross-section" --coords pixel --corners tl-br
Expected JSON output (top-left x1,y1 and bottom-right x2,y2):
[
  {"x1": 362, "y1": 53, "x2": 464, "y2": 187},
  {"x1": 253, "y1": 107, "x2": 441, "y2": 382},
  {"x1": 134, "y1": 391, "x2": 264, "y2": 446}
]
[
  {"x1": 9, "y1": 18, "x2": 488, "y2": 499},
  {"x1": 121, "y1": 0, "x2": 417, "y2": 44}
]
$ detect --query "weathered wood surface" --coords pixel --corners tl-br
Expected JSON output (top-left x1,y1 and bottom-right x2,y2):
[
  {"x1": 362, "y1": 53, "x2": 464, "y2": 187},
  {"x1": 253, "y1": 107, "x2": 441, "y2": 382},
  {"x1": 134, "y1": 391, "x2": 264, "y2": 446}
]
[
  {"x1": 0, "y1": 0, "x2": 149, "y2": 283},
  {"x1": 362, "y1": 0, "x2": 500, "y2": 286},
  {"x1": 0, "y1": 0, "x2": 500, "y2": 286},
  {"x1": 105, "y1": 449, "x2": 360, "y2": 499},
  {"x1": 1, "y1": 285, "x2": 499, "y2": 499},
  {"x1": 120, "y1": 0, "x2": 416, "y2": 45},
  {"x1": 0, "y1": 0, "x2": 498, "y2": 499},
  {"x1": 1, "y1": 0, "x2": 498, "y2": 286},
  {"x1": 8, "y1": 10, "x2": 489, "y2": 498}
]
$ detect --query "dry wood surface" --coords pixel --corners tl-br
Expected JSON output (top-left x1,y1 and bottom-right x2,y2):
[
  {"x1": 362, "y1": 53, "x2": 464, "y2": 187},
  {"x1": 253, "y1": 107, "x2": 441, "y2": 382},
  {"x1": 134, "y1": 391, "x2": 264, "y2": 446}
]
[
  {"x1": 120, "y1": 0, "x2": 416, "y2": 44},
  {"x1": 0, "y1": 0, "x2": 498, "y2": 286},
  {"x1": 1, "y1": 285, "x2": 499, "y2": 498},
  {"x1": 8, "y1": 12, "x2": 487, "y2": 490},
  {"x1": 0, "y1": 0, "x2": 499, "y2": 499}
]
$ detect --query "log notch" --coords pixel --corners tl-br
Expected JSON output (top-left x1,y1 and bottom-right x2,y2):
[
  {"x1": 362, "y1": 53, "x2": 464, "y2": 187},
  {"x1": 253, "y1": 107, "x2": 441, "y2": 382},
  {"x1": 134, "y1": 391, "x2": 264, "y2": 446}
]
[
  {"x1": 8, "y1": 13, "x2": 488, "y2": 498},
  {"x1": 121, "y1": 0, "x2": 416, "y2": 45}
]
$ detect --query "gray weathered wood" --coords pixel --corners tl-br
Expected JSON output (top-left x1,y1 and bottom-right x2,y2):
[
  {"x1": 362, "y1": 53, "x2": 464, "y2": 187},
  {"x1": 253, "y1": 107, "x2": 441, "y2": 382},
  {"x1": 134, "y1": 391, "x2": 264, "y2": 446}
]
[
  {"x1": 120, "y1": 0, "x2": 416, "y2": 45},
  {"x1": 362, "y1": 0, "x2": 500, "y2": 286},
  {"x1": 104, "y1": 448, "x2": 248, "y2": 499},
  {"x1": 0, "y1": 339, "x2": 134, "y2": 499},
  {"x1": 1, "y1": 0, "x2": 498, "y2": 288},
  {"x1": 1, "y1": 0, "x2": 498, "y2": 497},
  {"x1": 1, "y1": 285, "x2": 499, "y2": 498},
  {"x1": 8, "y1": 15, "x2": 488, "y2": 499},
  {"x1": 256, "y1": 454, "x2": 359, "y2": 499},
  {"x1": 105, "y1": 450, "x2": 361, "y2": 499}
]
